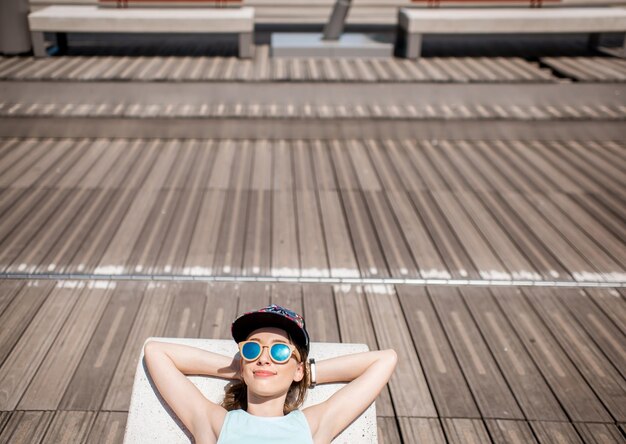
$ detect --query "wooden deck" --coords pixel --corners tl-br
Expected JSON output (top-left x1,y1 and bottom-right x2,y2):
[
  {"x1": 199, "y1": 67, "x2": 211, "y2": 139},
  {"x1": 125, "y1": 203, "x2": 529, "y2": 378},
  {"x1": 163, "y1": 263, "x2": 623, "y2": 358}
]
[
  {"x1": 0, "y1": 280, "x2": 624, "y2": 443},
  {"x1": 1, "y1": 39, "x2": 625, "y2": 442},
  {"x1": 0, "y1": 137, "x2": 623, "y2": 284}
]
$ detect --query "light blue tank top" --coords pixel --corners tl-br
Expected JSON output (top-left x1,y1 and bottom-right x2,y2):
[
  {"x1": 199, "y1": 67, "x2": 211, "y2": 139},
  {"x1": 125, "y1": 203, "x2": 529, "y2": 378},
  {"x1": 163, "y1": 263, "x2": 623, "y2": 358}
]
[{"x1": 217, "y1": 409, "x2": 314, "y2": 444}]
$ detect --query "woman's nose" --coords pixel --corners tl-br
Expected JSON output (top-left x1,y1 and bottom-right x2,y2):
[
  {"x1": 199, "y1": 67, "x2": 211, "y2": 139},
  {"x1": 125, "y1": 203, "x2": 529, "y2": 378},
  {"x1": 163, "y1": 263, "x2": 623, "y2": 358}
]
[{"x1": 257, "y1": 346, "x2": 271, "y2": 364}]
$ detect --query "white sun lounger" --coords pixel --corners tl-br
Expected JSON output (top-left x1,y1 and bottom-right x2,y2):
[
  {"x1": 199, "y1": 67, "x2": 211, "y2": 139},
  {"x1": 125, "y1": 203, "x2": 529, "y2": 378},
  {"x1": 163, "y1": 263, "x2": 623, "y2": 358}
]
[
  {"x1": 397, "y1": 7, "x2": 626, "y2": 58},
  {"x1": 124, "y1": 338, "x2": 377, "y2": 444},
  {"x1": 28, "y1": 5, "x2": 255, "y2": 58}
]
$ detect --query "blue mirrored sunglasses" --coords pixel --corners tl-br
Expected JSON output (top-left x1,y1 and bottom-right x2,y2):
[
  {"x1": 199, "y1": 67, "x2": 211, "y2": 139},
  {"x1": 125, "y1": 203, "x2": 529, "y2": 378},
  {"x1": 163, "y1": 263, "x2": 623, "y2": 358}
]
[{"x1": 239, "y1": 340, "x2": 300, "y2": 364}]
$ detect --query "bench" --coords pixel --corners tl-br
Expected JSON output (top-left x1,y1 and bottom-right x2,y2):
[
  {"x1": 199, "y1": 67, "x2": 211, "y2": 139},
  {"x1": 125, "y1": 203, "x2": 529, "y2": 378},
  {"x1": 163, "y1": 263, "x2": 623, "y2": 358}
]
[
  {"x1": 124, "y1": 338, "x2": 377, "y2": 444},
  {"x1": 27, "y1": 5, "x2": 255, "y2": 58},
  {"x1": 397, "y1": 7, "x2": 626, "y2": 58}
]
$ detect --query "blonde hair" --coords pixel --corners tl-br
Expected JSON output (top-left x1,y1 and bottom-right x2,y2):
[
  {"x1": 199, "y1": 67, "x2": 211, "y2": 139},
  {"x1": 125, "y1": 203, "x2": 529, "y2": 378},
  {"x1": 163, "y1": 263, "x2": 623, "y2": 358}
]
[{"x1": 221, "y1": 336, "x2": 309, "y2": 415}]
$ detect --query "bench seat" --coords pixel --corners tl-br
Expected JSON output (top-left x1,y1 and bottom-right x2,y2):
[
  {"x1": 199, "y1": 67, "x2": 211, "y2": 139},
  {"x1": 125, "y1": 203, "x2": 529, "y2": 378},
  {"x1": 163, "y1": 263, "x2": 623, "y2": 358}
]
[
  {"x1": 397, "y1": 7, "x2": 626, "y2": 58},
  {"x1": 28, "y1": 5, "x2": 255, "y2": 58},
  {"x1": 124, "y1": 338, "x2": 377, "y2": 444}
]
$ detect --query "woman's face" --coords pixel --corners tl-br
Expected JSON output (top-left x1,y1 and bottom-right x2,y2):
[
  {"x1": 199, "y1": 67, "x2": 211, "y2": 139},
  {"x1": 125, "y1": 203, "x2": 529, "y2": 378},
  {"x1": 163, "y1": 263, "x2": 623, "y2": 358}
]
[{"x1": 240, "y1": 327, "x2": 304, "y2": 397}]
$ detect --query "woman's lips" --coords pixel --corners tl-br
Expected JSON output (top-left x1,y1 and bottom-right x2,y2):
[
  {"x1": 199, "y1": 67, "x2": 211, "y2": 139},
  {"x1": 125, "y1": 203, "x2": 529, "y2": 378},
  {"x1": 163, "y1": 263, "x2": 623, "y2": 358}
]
[{"x1": 253, "y1": 371, "x2": 276, "y2": 377}]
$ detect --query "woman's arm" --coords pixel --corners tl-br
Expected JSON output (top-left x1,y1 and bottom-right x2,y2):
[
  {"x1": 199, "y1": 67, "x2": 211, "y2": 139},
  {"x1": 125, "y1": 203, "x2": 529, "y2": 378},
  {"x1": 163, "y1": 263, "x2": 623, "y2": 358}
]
[
  {"x1": 143, "y1": 341, "x2": 239, "y2": 441},
  {"x1": 304, "y1": 349, "x2": 398, "y2": 442}
]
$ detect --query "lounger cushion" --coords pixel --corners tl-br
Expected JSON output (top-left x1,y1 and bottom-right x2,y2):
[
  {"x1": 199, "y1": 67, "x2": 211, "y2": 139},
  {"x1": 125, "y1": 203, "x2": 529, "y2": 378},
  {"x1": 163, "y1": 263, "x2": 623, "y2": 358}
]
[{"x1": 124, "y1": 338, "x2": 377, "y2": 444}]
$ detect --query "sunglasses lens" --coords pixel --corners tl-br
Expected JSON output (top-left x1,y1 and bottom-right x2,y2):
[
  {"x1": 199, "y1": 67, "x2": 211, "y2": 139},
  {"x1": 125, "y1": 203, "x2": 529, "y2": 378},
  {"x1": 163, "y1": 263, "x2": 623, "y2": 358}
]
[
  {"x1": 241, "y1": 341, "x2": 261, "y2": 360},
  {"x1": 270, "y1": 344, "x2": 292, "y2": 363}
]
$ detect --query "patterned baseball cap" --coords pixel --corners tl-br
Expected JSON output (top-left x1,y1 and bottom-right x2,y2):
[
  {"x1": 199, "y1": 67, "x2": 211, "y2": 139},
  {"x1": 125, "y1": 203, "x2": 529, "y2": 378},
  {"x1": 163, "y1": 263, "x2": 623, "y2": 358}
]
[{"x1": 231, "y1": 304, "x2": 309, "y2": 352}]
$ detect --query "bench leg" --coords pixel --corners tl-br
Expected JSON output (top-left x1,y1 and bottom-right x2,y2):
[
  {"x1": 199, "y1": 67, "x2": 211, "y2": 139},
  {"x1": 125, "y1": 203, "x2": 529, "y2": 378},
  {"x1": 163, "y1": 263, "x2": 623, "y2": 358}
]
[
  {"x1": 238, "y1": 32, "x2": 253, "y2": 59},
  {"x1": 56, "y1": 33, "x2": 68, "y2": 54},
  {"x1": 405, "y1": 33, "x2": 422, "y2": 59},
  {"x1": 31, "y1": 31, "x2": 48, "y2": 57},
  {"x1": 588, "y1": 33, "x2": 601, "y2": 51}
]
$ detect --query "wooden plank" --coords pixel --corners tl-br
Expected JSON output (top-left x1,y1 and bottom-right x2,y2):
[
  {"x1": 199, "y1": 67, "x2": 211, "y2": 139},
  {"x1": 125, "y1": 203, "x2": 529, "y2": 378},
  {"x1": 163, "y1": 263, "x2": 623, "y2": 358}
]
[
  {"x1": 574, "y1": 423, "x2": 625, "y2": 444},
  {"x1": 62, "y1": 140, "x2": 158, "y2": 274},
  {"x1": 472, "y1": 140, "x2": 536, "y2": 194},
  {"x1": 409, "y1": 191, "x2": 480, "y2": 279},
  {"x1": 345, "y1": 140, "x2": 382, "y2": 191},
  {"x1": 295, "y1": 190, "x2": 329, "y2": 278},
  {"x1": 525, "y1": 288, "x2": 626, "y2": 422},
  {"x1": 429, "y1": 286, "x2": 523, "y2": 420},
  {"x1": 364, "y1": 139, "x2": 404, "y2": 191},
  {"x1": 547, "y1": 141, "x2": 625, "y2": 198},
  {"x1": 40, "y1": 411, "x2": 96, "y2": 444},
  {"x1": 525, "y1": 192, "x2": 622, "y2": 282},
  {"x1": 310, "y1": 140, "x2": 338, "y2": 190},
  {"x1": 302, "y1": 284, "x2": 340, "y2": 343},
  {"x1": 272, "y1": 190, "x2": 300, "y2": 277},
  {"x1": 461, "y1": 287, "x2": 568, "y2": 421},
  {"x1": 365, "y1": 285, "x2": 437, "y2": 417},
  {"x1": 529, "y1": 421, "x2": 583, "y2": 444},
  {"x1": 449, "y1": 142, "x2": 571, "y2": 280},
  {"x1": 0, "y1": 188, "x2": 73, "y2": 271},
  {"x1": 154, "y1": 140, "x2": 216, "y2": 275},
  {"x1": 484, "y1": 420, "x2": 538, "y2": 444},
  {"x1": 293, "y1": 140, "x2": 316, "y2": 191},
  {"x1": 318, "y1": 190, "x2": 359, "y2": 278},
  {"x1": 242, "y1": 190, "x2": 272, "y2": 276},
  {"x1": 200, "y1": 283, "x2": 239, "y2": 340},
  {"x1": 502, "y1": 192, "x2": 602, "y2": 282},
  {"x1": 548, "y1": 193, "x2": 626, "y2": 267},
  {"x1": 586, "y1": 288, "x2": 626, "y2": 335},
  {"x1": 0, "y1": 283, "x2": 80, "y2": 410},
  {"x1": 60, "y1": 281, "x2": 145, "y2": 410},
  {"x1": 506, "y1": 140, "x2": 583, "y2": 193},
  {"x1": 0, "y1": 411, "x2": 9, "y2": 435},
  {"x1": 102, "y1": 281, "x2": 175, "y2": 411},
  {"x1": 397, "y1": 417, "x2": 446, "y2": 444},
  {"x1": 0, "y1": 411, "x2": 54, "y2": 444},
  {"x1": 127, "y1": 140, "x2": 198, "y2": 274},
  {"x1": 5, "y1": 189, "x2": 97, "y2": 274},
  {"x1": 339, "y1": 190, "x2": 388, "y2": 278},
  {"x1": 96, "y1": 140, "x2": 177, "y2": 275},
  {"x1": 363, "y1": 191, "x2": 419, "y2": 278},
  {"x1": 237, "y1": 282, "x2": 271, "y2": 313},
  {"x1": 0, "y1": 281, "x2": 54, "y2": 366},
  {"x1": 386, "y1": 190, "x2": 450, "y2": 279},
  {"x1": 273, "y1": 140, "x2": 294, "y2": 191},
  {"x1": 163, "y1": 282, "x2": 206, "y2": 338},
  {"x1": 403, "y1": 140, "x2": 449, "y2": 191},
  {"x1": 0, "y1": 139, "x2": 67, "y2": 190},
  {"x1": 33, "y1": 142, "x2": 129, "y2": 274},
  {"x1": 432, "y1": 191, "x2": 511, "y2": 280},
  {"x1": 382, "y1": 140, "x2": 428, "y2": 192},
  {"x1": 250, "y1": 139, "x2": 272, "y2": 191},
  {"x1": 441, "y1": 418, "x2": 491, "y2": 444},
  {"x1": 184, "y1": 189, "x2": 227, "y2": 275},
  {"x1": 377, "y1": 417, "x2": 402, "y2": 444},
  {"x1": 213, "y1": 189, "x2": 250, "y2": 276},
  {"x1": 568, "y1": 192, "x2": 626, "y2": 245},
  {"x1": 271, "y1": 284, "x2": 303, "y2": 315},
  {"x1": 555, "y1": 289, "x2": 626, "y2": 380},
  {"x1": 0, "y1": 280, "x2": 24, "y2": 318},
  {"x1": 492, "y1": 287, "x2": 612, "y2": 422},
  {"x1": 566, "y1": 140, "x2": 626, "y2": 191},
  {"x1": 19, "y1": 282, "x2": 113, "y2": 410},
  {"x1": 397, "y1": 285, "x2": 480, "y2": 418},
  {"x1": 333, "y1": 284, "x2": 394, "y2": 417},
  {"x1": 85, "y1": 412, "x2": 127, "y2": 444}
]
